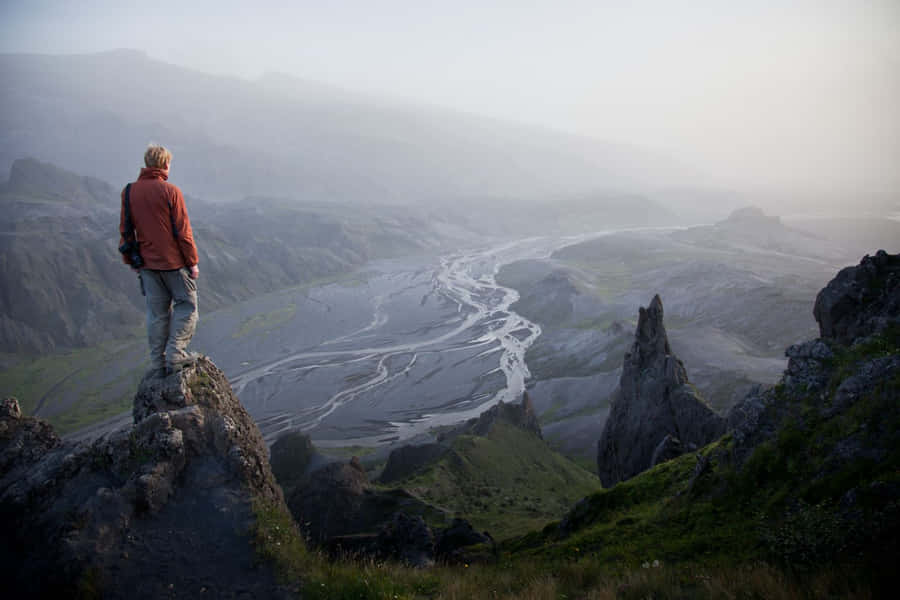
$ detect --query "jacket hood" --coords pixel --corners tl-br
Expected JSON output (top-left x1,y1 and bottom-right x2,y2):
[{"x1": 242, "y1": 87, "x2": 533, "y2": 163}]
[{"x1": 138, "y1": 167, "x2": 169, "y2": 181}]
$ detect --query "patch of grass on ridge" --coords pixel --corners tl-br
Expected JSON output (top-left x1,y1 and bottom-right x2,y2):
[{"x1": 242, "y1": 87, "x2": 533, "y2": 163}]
[
  {"x1": 251, "y1": 496, "x2": 309, "y2": 584},
  {"x1": 398, "y1": 422, "x2": 599, "y2": 540}
]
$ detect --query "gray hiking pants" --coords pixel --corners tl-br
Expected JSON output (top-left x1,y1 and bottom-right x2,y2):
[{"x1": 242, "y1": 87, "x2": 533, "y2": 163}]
[{"x1": 139, "y1": 267, "x2": 199, "y2": 370}]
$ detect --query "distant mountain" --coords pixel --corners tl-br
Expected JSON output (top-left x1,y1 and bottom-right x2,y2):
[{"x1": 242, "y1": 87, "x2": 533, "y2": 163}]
[
  {"x1": 0, "y1": 50, "x2": 701, "y2": 205},
  {"x1": 671, "y1": 205, "x2": 845, "y2": 260},
  {"x1": 0, "y1": 158, "x2": 140, "y2": 353}
]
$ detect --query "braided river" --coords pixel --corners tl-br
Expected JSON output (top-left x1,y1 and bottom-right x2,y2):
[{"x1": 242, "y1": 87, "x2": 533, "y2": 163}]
[{"x1": 227, "y1": 235, "x2": 591, "y2": 446}]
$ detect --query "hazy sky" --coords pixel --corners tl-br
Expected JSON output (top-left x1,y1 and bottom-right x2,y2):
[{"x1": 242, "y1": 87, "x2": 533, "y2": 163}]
[{"x1": 2, "y1": 0, "x2": 899, "y2": 196}]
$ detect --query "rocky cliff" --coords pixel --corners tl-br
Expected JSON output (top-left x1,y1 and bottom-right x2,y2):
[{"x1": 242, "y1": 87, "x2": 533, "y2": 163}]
[
  {"x1": 0, "y1": 357, "x2": 296, "y2": 598},
  {"x1": 596, "y1": 295, "x2": 724, "y2": 486}
]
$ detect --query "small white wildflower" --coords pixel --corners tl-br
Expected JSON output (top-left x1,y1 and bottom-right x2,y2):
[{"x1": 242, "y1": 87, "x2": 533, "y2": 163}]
[
  {"x1": 652, "y1": 559, "x2": 660, "y2": 568},
  {"x1": 642, "y1": 561, "x2": 649, "y2": 569}
]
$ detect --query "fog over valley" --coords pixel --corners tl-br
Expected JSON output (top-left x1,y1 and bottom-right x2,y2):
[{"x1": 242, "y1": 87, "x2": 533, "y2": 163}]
[{"x1": 2, "y1": 2, "x2": 900, "y2": 597}]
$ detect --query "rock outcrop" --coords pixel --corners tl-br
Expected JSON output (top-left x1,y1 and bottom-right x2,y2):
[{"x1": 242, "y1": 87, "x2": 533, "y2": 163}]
[
  {"x1": 439, "y1": 391, "x2": 543, "y2": 443},
  {"x1": 0, "y1": 357, "x2": 294, "y2": 599},
  {"x1": 287, "y1": 456, "x2": 494, "y2": 566},
  {"x1": 813, "y1": 250, "x2": 900, "y2": 346},
  {"x1": 288, "y1": 455, "x2": 439, "y2": 546},
  {"x1": 379, "y1": 442, "x2": 450, "y2": 484},
  {"x1": 596, "y1": 295, "x2": 724, "y2": 486},
  {"x1": 726, "y1": 250, "x2": 900, "y2": 466},
  {"x1": 269, "y1": 430, "x2": 327, "y2": 497}
]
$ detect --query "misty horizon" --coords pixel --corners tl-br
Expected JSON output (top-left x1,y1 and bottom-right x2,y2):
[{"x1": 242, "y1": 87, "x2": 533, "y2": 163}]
[{"x1": 2, "y1": 0, "x2": 899, "y2": 206}]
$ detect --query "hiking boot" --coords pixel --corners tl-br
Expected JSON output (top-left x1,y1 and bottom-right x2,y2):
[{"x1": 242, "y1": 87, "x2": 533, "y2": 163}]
[
  {"x1": 168, "y1": 351, "x2": 202, "y2": 373},
  {"x1": 145, "y1": 366, "x2": 168, "y2": 380}
]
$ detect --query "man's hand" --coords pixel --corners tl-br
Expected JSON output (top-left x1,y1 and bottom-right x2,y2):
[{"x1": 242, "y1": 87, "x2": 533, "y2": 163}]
[{"x1": 189, "y1": 265, "x2": 199, "y2": 280}]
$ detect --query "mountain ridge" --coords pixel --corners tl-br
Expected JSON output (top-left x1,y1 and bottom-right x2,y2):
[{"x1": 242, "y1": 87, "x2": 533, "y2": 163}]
[{"x1": 1, "y1": 50, "x2": 703, "y2": 204}]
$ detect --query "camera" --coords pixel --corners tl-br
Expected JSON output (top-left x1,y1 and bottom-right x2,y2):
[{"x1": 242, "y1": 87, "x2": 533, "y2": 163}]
[{"x1": 119, "y1": 240, "x2": 144, "y2": 269}]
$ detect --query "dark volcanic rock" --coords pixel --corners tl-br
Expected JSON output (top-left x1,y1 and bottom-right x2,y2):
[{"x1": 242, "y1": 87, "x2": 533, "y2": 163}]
[
  {"x1": 439, "y1": 392, "x2": 543, "y2": 443},
  {"x1": 727, "y1": 252, "x2": 900, "y2": 467},
  {"x1": 0, "y1": 358, "x2": 293, "y2": 599},
  {"x1": 649, "y1": 434, "x2": 684, "y2": 468},
  {"x1": 814, "y1": 250, "x2": 900, "y2": 346},
  {"x1": 784, "y1": 339, "x2": 834, "y2": 392},
  {"x1": 376, "y1": 512, "x2": 435, "y2": 568},
  {"x1": 289, "y1": 456, "x2": 440, "y2": 546},
  {"x1": 596, "y1": 295, "x2": 724, "y2": 486},
  {"x1": 269, "y1": 430, "x2": 321, "y2": 496},
  {"x1": 434, "y1": 517, "x2": 493, "y2": 563},
  {"x1": 379, "y1": 442, "x2": 449, "y2": 483}
]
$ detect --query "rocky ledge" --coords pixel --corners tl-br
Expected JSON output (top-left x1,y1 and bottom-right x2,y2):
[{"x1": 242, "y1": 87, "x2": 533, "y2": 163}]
[{"x1": 0, "y1": 357, "x2": 294, "y2": 599}]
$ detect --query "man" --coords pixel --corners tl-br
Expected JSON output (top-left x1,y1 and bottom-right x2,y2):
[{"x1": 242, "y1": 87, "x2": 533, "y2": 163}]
[{"x1": 120, "y1": 144, "x2": 200, "y2": 377}]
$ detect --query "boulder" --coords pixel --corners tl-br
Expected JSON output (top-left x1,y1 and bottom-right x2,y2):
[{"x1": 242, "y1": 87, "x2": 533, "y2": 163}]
[
  {"x1": 376, "y1": 512, "x2": 435, "y2": 568},
  {"x1": 434, "y1": 517, "x2": 493, "y2": 563},
  {"x1": 596, "y1": 295, "x2": 724, "y2": 486}
]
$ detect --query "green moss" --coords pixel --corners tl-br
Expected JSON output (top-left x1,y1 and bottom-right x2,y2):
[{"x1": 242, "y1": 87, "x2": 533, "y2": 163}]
[
  {"x1": 398, "y1": 423, "x2": 599, "y2": 540},
  {"x1": 251, "y1": 496, "x2": 309, "y2": 584}
]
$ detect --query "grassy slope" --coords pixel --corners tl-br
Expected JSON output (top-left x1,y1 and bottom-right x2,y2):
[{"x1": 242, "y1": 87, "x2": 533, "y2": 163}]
[
  {"x1": 393, "y1": 422, "x2": 600, "y2": 540},
  {"x1": 250, "y1": 327, "x2": 898, "y2": 599},
  {"x1": 0, "y1": 332, "x2": 146, "y2": 434},
  {"x1": 510, "y1": 326, "x2": 900, "y2": 577}
]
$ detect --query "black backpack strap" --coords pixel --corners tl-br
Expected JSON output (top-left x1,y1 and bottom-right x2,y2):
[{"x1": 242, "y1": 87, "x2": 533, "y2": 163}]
[{"x1": 122, "y1": 183, "x2": 135, "y2": 241}]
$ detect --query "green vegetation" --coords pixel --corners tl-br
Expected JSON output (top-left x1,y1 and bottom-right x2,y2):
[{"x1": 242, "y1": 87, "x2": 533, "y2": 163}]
[
  {"x1": 0, "y1": 334, "x2": 145, "y2": 434},
  {"x1": 251, "y1": 496, "x2": 309, "y2": 584},
  {"x1": 317, "y1": 445, "x2": 378, "y2": 459},
  {"x1": 243, "y1": 328, "x2": 898, "y2": 599},
  {"x1": 251, "y1": 541, "x2": 877, "y2": 599},
  {"x1": 397, "y1": 423, "x2": 599, "y2": 540},
  {"x1": 233, "y1": 304, "x2": 298, "y2": 338}
]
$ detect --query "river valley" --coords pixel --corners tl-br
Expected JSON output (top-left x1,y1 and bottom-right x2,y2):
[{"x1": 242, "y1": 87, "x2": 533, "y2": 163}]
[{"x1": 214, "y1": 235, "x2": 597, "y2": 446}]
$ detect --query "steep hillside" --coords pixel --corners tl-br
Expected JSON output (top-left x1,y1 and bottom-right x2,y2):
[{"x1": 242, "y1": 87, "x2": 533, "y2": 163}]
[
  {"x1": 0, "y1": 158, "x2": 144, "y2": 353},
  {"x1": 273, "y1": 394, "x2": 598, "y2": 553},
  {"x1": 396, "y1": 420, "x2": 599, "y2": 540}
]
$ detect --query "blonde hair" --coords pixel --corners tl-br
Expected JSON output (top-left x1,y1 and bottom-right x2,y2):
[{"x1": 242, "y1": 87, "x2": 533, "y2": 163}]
[{"x1": 144, "y1": 144, "x2": 172, "y2": 168}]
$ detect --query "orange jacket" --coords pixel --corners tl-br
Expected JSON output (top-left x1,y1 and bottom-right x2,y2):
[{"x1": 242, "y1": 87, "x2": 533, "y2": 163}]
[{"x1": 119, "y1": 168, "x2": 198, "y2": 270}]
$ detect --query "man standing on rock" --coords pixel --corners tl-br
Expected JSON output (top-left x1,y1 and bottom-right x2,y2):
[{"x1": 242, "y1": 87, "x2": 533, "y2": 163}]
[{"x1": 119, "y1": 144, "x2": 200, "y2": 377}]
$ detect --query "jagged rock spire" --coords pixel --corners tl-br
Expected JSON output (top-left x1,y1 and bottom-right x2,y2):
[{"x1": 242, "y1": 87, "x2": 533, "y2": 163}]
[{"x1": 596, "y1": 295, "x2": 724, "y2": 487}]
